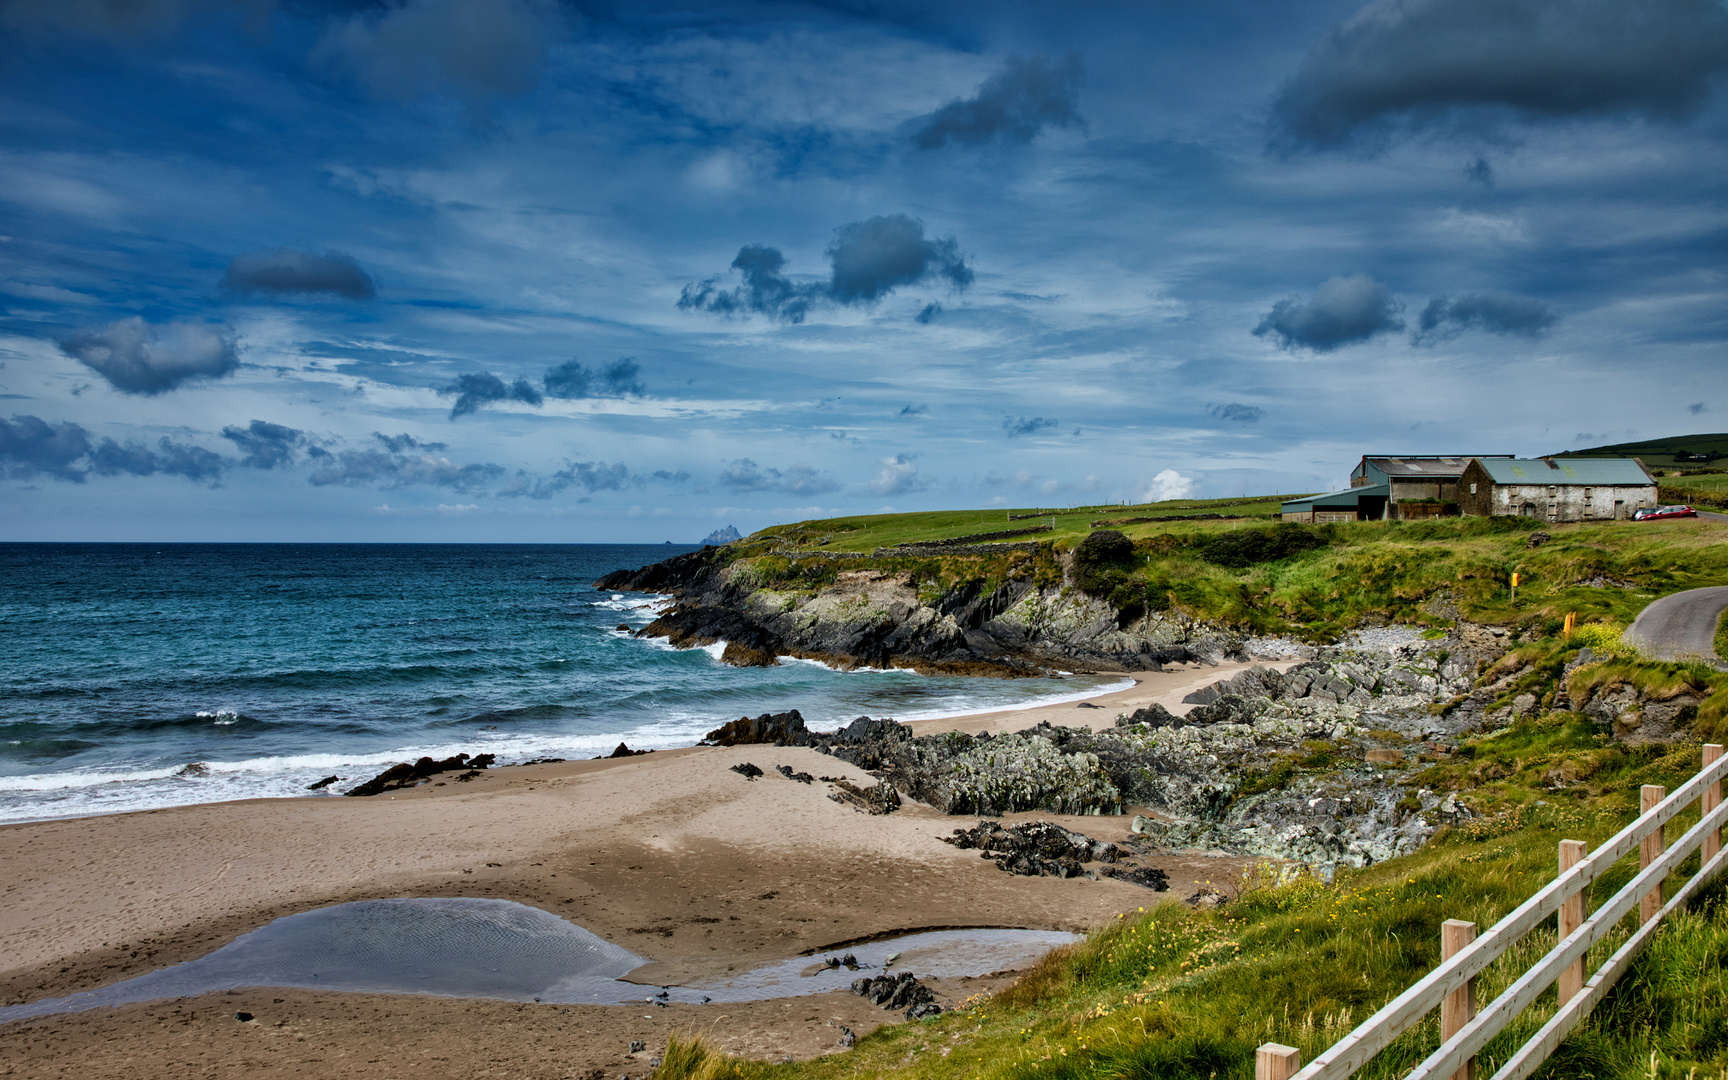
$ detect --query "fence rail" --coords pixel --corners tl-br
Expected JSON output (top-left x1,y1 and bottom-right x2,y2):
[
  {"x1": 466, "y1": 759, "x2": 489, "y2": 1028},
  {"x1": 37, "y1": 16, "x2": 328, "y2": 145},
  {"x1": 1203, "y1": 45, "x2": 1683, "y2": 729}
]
[{"x1": 1258, "y1": 744, "x2": 1727, "y2": 1080}]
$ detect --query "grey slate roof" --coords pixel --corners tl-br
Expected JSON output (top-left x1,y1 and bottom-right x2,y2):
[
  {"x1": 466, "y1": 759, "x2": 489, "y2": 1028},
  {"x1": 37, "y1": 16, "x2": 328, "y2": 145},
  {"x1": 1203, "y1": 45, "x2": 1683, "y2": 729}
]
[
  {"x1": 1363, "y1": 456, "x2": 1498, "y2": 478},
  {"x1": 1475, "y1": 458, "x2": 1654, "y2": 486}
]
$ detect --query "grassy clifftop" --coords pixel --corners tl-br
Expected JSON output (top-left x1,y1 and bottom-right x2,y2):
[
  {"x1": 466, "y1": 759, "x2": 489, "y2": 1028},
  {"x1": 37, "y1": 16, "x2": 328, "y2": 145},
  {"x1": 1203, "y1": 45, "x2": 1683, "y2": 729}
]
[{"x1": 720, "y1": 499, "x2": 1728, "y2": 643}]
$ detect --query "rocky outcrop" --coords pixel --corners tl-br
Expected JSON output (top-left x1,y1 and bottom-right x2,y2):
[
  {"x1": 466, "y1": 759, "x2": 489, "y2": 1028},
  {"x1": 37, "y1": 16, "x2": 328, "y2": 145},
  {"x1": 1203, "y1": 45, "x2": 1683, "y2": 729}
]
[{"x1": 599, "y1": 551, "x2": 1247, "y2": 675}]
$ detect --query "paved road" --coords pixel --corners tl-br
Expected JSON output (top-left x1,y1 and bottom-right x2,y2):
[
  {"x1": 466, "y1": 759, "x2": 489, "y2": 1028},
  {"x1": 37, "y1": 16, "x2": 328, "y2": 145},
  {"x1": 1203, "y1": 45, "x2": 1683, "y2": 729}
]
[{"x1": 1625, "y1": 586, "x2": 1728, "y2": 662}]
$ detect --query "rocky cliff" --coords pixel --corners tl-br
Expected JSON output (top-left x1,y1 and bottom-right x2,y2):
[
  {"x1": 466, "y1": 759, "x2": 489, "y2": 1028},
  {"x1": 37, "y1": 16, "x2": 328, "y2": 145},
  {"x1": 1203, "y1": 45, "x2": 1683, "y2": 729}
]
[{"x1": 595, "y1": 547, "x2": 1246, "y2": 675}]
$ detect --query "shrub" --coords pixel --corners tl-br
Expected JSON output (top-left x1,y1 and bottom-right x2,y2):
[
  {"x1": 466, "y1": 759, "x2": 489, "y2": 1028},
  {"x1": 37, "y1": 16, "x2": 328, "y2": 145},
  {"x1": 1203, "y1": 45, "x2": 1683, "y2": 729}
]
[
  {"x1": 1198, "y1": 523, "x2": 1328, "y2": 569},
  {"x1": 1073, "y1": 529, "x2": 1138, "y2": 598}
]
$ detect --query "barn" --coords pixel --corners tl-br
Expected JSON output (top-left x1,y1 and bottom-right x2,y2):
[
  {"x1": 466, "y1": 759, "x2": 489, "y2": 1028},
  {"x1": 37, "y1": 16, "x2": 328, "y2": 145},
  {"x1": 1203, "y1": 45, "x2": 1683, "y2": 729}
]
[{"x1": 1457, "y1": 457, "x2": 1657, "y2": 522}]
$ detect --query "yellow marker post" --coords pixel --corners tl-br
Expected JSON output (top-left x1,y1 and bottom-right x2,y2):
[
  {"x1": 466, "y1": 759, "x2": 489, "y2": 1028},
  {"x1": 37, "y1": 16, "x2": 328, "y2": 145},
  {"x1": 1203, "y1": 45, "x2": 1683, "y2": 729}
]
[
  {"x1": 1510, "y1": 571, "x2": 1519, "y2": 602},
  {"x1": 1564, "y1": 612, "x2": 1575, "y2": 640}
]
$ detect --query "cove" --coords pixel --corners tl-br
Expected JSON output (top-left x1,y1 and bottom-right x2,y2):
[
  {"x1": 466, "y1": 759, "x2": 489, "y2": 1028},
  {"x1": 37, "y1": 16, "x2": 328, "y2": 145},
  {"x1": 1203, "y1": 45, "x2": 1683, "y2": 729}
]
[{"x1": 0, "y1": 898, "x2": 1078, "y2": 1023}]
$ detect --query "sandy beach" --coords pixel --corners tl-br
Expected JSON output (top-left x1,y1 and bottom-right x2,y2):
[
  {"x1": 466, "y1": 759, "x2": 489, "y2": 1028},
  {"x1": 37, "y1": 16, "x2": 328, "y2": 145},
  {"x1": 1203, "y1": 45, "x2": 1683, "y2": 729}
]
[{"x1": 0, "y1": 659, "x2": 1274, "y2": 1079}]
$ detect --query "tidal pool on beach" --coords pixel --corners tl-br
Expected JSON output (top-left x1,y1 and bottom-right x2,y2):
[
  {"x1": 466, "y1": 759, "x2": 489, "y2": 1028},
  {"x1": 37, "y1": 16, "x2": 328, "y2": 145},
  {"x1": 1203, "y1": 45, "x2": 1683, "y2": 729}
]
[{"x1": 0, "y1": 898, "x2": 1080, "y2": 1022}]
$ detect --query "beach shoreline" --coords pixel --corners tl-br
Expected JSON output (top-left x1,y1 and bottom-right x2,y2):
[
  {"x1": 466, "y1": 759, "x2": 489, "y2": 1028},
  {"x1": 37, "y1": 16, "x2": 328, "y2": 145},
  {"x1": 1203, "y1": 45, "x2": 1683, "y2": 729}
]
[{"x1": 0, "y1": 657, "x2": 1280, "y2": 1077}]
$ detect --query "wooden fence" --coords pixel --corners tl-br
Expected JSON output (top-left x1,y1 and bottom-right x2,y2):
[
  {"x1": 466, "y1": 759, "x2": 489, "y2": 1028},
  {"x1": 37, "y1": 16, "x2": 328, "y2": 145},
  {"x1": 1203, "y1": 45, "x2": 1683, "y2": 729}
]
[{"x1": 1255, "y1": 743, "x2": 1727, "y2": 1080}]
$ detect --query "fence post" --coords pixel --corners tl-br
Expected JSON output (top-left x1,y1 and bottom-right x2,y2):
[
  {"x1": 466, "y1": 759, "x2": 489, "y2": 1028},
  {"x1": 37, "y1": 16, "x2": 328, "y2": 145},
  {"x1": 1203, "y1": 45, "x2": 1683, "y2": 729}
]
[
  {"x1": 1256, "y1": 1043, "x2": 1301, "y2": 1080},
  {"x1": 1706, "y1": 745, "x2": 1724, "y2": 865},
  {"x1": 1641, "y1": 785, "x2": 1666, "y2": 925},
  {"x1": 1557, "y1": 840, "x2": 1587, "y2": 1004},
  {"x1": 1441, "y1": 919, "x2": 1477, "y2": 1080}
]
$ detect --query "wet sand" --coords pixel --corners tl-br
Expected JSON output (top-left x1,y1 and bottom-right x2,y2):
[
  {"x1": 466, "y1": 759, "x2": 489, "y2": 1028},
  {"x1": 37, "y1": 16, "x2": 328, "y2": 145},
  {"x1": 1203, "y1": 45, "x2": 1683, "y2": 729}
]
[{"x1": 0, "y1": 659, "x2": 1274, "y2": 1078}]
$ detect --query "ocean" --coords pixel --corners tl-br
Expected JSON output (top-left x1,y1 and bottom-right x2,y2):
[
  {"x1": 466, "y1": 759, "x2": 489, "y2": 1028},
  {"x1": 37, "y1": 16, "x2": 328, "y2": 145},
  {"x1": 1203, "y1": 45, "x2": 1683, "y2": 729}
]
[{"x1": 0, "y1": 543, "x2": 1125, "y2": 824}]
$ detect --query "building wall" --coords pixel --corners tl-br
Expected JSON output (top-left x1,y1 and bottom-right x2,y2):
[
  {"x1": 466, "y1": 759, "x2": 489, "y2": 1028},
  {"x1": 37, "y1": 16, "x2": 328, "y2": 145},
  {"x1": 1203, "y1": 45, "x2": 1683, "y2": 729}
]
[
  {"x1": 1281, "y1": 511, "x2": 1311, "y2": 523},
  {"x1": 1458, "y1": 460, "x2": 1494, "y2": 516},
  {"x1": 1457, "y1": 460, "x2": 1657, "y2": 520},
  {"x1": 1489, "y1": 484, "x2": 1655, "y2": 521}
]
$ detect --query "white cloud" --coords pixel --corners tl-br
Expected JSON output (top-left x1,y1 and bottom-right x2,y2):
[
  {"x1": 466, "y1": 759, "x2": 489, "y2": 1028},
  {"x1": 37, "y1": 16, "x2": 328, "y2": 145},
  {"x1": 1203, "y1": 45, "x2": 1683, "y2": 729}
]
[
  {"x1": 1140, "y1": 469, "x2": 1196, "y2": 503},
  {"x1": 867, "y1": 453, "x2": 926, "y2": 497}
]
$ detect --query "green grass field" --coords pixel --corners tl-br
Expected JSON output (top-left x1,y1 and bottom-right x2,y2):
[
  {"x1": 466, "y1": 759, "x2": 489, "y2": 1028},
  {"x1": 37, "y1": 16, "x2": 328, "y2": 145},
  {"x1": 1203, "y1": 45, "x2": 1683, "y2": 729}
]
[{"x1": 740, "y1": 494, "x2": 1291, "y2": 555}]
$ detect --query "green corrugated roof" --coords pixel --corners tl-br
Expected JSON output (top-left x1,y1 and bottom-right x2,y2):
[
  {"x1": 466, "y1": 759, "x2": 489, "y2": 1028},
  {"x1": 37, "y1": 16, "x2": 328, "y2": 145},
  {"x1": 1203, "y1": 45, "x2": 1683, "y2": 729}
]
[
  {"x1": 1474, "y1": 458, "x2": 1652, "y2": 485},
  {"x1": 1281, "y1": 482, "x2": 1388, "y2": 512}
]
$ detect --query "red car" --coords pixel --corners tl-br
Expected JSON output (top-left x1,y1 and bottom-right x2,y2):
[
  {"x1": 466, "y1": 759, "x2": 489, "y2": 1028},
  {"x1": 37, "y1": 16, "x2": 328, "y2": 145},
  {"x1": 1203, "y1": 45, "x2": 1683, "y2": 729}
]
[{"x1": 1633, "y1": 505, "x2": 1697, "y2": 521}]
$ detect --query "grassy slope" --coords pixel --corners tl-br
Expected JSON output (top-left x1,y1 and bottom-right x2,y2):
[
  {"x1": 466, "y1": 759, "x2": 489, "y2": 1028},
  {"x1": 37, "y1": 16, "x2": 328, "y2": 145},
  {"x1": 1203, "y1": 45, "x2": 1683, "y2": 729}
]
[
  {"x1": 656, "y1": 505, "x2": 1728, "y2": 1080},
  {"x1": 1561, "y1": 432, "x2": 1728, "y2": 468}
]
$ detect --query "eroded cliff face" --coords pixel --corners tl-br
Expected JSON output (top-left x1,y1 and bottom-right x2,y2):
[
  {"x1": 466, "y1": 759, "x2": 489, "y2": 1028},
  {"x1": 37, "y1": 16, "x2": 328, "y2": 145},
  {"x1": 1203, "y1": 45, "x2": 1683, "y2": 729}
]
[{"x1": 596, "y1": 555, "x2": 1245, "y2": 674}]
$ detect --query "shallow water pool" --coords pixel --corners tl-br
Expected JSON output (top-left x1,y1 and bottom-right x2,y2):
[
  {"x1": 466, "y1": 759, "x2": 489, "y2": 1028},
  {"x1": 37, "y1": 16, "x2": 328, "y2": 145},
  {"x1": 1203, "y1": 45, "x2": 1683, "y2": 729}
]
[{"x1": 0, "y1": 898, "x2": 1079, "y2": 1022}]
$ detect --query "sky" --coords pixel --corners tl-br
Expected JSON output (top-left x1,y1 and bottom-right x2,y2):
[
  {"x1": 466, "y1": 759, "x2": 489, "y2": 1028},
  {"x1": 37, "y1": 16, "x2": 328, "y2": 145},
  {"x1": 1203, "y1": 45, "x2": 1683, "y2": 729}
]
[{"x1": 0, "y1": 0, "x2": 1724, "y2": 542}]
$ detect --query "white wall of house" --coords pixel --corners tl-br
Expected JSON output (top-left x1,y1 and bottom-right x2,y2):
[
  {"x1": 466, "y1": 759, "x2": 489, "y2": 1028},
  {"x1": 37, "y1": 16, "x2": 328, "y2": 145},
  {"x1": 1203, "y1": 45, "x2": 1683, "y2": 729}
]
[{"x1": 1487, "y1": 483, "x2": 1656, "y2": 521}]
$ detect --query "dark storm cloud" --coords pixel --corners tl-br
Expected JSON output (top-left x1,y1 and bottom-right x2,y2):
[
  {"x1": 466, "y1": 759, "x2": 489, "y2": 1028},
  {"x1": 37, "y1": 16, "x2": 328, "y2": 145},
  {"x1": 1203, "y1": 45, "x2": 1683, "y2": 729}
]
[
  {"x1": 1211, "y1": 403, "x2": 1265, "y2": 423},
  {"x1": 315, "y1": 0, "x2": 565, "y2": 102},
  {"x1": 678, "y1": 245, "x2": 819, "y2": 323},
  {"x1": 0, "y1": 0, "x2": 270, "y2": 41},
  {"x1": 374, "y1": 433, "x2": 446, "y2": 453},
  {"x1": 0, "y1": 414, "x2": 92, "y2": 481},
  {"x1": 827, "y1": 215, "x2": 973, "y2": 304},
  {"x1": 440, "y1": 372, "x2": 544, "y2": 418},
  {"x1": 221, "y1": 249, "x2": 376, "y2": 299},
  {"x1": 915, "y1": 302, "x2": 943, "y2": 324},
  {"x1": 1003, "y1": 416, "x2": 1059, "y2": 437},
  {"x1": 910, "y1": 53, "x2": 1085, "y2": 150},
  {"x1": 1415, "y1": 293, "x2": 1557, "y2": 344},
  {"x1": 1271, "y1": 0, "x2": 1728, "y2": 151},
  {"x1": 306, "y1": 432, "x2": 504, "y2": 492},
  {"x1": 221, "y1": 420, "x2": 308, "y2": 469},
  {"x1": 503, "y1": 460, "x2": 635, "y2": 500},
  {"x1": 59, "y1": 317, "x2": 240, "y2": 395},
  {"x1": 718, "y1": 458, "x2": 839, "y2": 496},
  {"x1": 87, "y1": 436, "x2": 225, "y2": 482},
  {"x1": 1463, "y1": 156, "x2": 1494, "y2": 186},
  {"x1": 0, "y1": 414, "x2": 224, "y2": 483},
  {"x1": 543, "y1": 357, "x2": 645, "y2": 399},
  {"x1": 651, "y1": 469, "x2": 692, "y2": 483},
  {"x1": 679, "y1": 216, "x2": 971, "y2": 324},
  {"x1": 1254, "y1": 275, "x2": 1405, "y2": 352}
]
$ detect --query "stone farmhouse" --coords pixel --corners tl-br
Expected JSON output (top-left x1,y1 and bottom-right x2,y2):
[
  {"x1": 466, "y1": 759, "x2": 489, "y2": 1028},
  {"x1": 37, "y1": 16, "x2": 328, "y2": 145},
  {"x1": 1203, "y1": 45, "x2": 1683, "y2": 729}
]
[
  {"x1": 1457, "y1": 457, "x2": 1658, "y2": 521},
  {"x1": 1283, "y1": 454, "x2": 1658, "y2": 524}
]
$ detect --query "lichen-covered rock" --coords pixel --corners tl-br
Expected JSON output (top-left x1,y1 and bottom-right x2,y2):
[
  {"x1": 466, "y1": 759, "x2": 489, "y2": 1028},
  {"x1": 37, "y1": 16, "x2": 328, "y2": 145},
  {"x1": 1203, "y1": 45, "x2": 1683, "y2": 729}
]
[{"x1": 942, "y1": 819, "x2": 1123, "y2": 877}]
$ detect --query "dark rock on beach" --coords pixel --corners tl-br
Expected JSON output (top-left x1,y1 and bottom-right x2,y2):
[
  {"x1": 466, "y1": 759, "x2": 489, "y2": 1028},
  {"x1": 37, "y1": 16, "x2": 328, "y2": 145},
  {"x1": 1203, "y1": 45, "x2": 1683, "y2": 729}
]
[
  {"x1": 852, "y1": 971, "x2": 940, "y2": 1017},
  {"x1": 943, "y1": 820, "x2": 1122, "y2": 878},
  {"x1": 1099, "y1": 865, "x2": 1170, "y2": 890},
  {"x1": 344, "y1": 752, "x2": 495, "y2": 797},
  {"x1": 704, "y1": 710, "x2": 813, "y2": 747},
  {"x1": 776, "y1": 764, "x2": 815, "y2": 784},
  {"x1": 729, "y1": 762, "x2": 764, "y2": 779},
  {"x1": 306, "y1": 775, "x2": 340, "y2": 791}
]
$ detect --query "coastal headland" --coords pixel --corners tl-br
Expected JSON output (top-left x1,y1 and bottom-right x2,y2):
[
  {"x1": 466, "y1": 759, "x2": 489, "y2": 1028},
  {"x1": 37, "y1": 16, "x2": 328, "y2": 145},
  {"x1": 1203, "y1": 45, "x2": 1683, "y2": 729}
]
[{"x1": 0, "y1": 662, "x2": 1262, "y2": 1080}]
